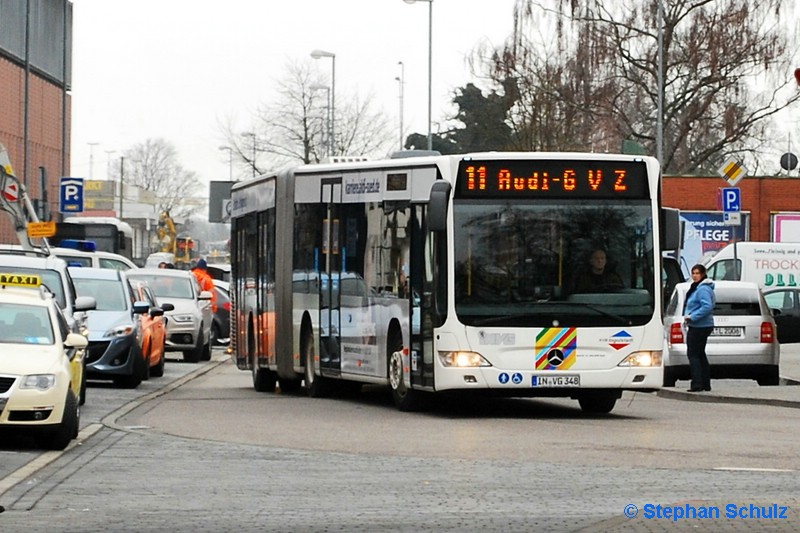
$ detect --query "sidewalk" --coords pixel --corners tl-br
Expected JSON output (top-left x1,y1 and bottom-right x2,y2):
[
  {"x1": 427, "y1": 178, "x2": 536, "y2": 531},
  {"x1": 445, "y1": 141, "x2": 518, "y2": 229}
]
[{"x1": 657, "y1": 344, "x2": 800, "y2": 408}]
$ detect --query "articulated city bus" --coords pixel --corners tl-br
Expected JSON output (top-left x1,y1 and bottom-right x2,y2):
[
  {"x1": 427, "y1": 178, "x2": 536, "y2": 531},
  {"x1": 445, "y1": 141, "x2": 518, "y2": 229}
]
[{"x1": 230, "y1": 152, "x2": 678, "y2": 412}]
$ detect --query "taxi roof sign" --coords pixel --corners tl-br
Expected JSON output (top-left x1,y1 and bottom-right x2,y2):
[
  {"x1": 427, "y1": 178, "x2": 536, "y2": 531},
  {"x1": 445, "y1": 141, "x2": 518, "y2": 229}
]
[{"x1": 0, "y1": 273, "x2": 43, "y2": 288}]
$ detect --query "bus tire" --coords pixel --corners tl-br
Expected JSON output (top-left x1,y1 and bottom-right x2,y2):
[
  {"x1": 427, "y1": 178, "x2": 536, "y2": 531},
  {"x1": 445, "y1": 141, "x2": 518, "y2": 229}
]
[
  {"x1": 578, "y1": 393, "x2": 617, "y2": 414},
  {"x1": 303, "y1": 324, "x2": 330, "y2": 398},
  {"x1": 251, "y1": 352, "x2": 276, "y2": 393},
  {"x1": 388, "y1": 332, "x2": 426, "y2": 412}
]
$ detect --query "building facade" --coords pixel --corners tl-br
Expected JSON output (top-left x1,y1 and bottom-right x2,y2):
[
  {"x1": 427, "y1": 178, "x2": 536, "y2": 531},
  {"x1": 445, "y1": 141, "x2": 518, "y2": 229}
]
[{"x1": 0, "y1": 0, "x2": 72, "y2": 244}]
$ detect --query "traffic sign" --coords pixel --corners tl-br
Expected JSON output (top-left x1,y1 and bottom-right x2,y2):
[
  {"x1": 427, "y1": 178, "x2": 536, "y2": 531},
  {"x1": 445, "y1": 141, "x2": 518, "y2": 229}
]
[
  {"x1": 723, "y1": 212, "x2": 741, "y2": 225},
  {"x1": 60, "y1": 177, "x2": 84, "y2": 213},
  {"x1": 718, "y1": 159, "x2": 747, "y2": 186},
  {"x1": 27, "y1": 221, "x2": 57, "y2": 238},
  {"x1": 721, "y1": 187, "x2": 741, "y2": 212}
]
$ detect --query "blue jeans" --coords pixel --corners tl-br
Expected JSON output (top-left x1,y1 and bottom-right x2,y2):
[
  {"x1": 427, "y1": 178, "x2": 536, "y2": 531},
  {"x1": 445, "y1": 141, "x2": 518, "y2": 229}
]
[{"x1": 686, "y1": 326, "x2": 713, "y2": 390}]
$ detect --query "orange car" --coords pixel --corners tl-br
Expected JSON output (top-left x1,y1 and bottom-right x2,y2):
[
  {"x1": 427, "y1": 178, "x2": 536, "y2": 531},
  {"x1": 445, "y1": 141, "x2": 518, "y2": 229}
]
[{"x1": 130, "y1": 280, "x2": 171, "y2": 378}]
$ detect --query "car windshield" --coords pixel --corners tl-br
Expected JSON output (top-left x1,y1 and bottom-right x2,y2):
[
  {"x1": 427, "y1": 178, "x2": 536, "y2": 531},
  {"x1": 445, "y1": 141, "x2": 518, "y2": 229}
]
[
  {"x1": 128, "y1": 274, "x2": 193, "y2": 299},
  {"x1": 73, "y1": 278, "x2": 128, "y2": 311},
  {"x1": 0, "y1": 304, "x2": 54, "y2": 345},
  {"x1": 0, "y1": 267, "x2": 66, "y2": 308}
]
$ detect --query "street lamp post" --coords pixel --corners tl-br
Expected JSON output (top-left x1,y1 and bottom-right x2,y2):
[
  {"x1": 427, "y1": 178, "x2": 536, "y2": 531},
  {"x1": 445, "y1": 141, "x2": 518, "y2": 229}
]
[
  {"x1": 87, "y1": 142, "x2": 99, "y2": 180},
  {"x1": 310, "y1": 49, "x2": 336, "y2": 157},
  {"x1": 241, "y1": 132, "x2": 257, "y2": 178},
  {"x1": 218, "y1": 146, "x2": 233, "y2": 181},
  {"x1": 403, "y1": 0, "x2": 433, "y2": 151},
  {"x1": 395, "y1": 61, "x2": 405, "y2": 151},
  {"x1": 310, "y1": 84, "x2": 332, "y2": 157}
]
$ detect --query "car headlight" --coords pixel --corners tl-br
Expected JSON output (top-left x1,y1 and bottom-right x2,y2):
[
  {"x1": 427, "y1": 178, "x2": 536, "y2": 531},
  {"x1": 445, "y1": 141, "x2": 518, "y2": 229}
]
[
  {"x1": 438, "y1": 351, "x2": 492, "y2": 367},
  {"x1": 171, "y1": 314, "x2": 195, "y2": 323},
  {"x1": 20, "y1": 374, "x2": 57, "y2": 390},
  {"x1": 105, "y1": 324, "x2": 135, "y2": 338},
  {"x1": 618, "y1": 351, "x2": 662, "y2": 367}
]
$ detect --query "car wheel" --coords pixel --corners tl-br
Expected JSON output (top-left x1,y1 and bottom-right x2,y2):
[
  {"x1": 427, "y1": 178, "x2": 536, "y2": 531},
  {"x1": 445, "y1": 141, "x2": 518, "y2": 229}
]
[
  {"x1": 663, "y1": 367, "x2": 677, "y2": 387},
  {"x1": 757, "y1": 365, "x2": 780, "y2": 386},
  {"x1": 79, "y1": 368, "x2": 87, "y2": 406},
  {"x1": 210, "y1": 322, "x2": 220, "y2": 347},
  {"x1": 151, "y1": 351, "x2": 165, "y2": 378},
  {"x1": 184, "y1": 333, "x2": 203, "y2": 363},
  {"x1": 41, "y1": 391, "x2": 79, "y2": 451},
  {"x1": 113, "y1": 348, "x2": 144, "y2": 388}
]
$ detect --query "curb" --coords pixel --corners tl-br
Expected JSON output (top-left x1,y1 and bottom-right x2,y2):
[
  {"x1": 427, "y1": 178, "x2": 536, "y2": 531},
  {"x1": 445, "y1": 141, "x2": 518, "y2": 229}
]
[{"x1": 657, "y1": 374, "x2": 800, "y2": 409}]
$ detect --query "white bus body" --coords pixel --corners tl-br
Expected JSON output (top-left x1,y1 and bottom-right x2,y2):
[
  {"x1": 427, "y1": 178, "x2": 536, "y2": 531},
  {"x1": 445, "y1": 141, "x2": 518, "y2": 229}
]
[{"x1": 230, "y1": 152, "x2": 670, "y2": 413}]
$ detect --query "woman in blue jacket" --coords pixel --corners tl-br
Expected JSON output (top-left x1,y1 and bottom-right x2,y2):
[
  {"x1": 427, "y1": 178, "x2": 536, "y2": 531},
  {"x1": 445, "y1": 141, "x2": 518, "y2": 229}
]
[{"x1": 683, "y1": 264, "x2": 716, "y2": 392}]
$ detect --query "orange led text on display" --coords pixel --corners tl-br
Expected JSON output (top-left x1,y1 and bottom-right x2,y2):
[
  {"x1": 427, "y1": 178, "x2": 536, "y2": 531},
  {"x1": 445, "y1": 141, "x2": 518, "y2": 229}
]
[{"x1": 465, "y1": 165, "x2": 628, "y2": 193}]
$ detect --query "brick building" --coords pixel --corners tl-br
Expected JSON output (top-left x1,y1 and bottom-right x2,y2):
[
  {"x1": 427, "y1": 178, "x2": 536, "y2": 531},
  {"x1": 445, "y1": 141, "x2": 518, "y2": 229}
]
[
  {"x1": 663, "y1": 175, "x2": 800, "y2": 243},
  {"x1": 0, "y1": 0, "x2": 72, "y2": 244}
]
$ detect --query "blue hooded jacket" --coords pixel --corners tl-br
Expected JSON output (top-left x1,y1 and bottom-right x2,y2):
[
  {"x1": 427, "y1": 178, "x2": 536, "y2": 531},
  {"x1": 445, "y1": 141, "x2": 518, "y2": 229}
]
[{"x1": 684, "y1": 278, "x2": 716, "y2": 328}]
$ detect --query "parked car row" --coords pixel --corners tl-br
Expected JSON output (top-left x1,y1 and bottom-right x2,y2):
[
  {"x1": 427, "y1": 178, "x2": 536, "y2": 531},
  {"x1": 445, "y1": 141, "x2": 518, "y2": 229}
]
[{"x1": 0, "y1": 245, "x2": 222, "y2": 450}]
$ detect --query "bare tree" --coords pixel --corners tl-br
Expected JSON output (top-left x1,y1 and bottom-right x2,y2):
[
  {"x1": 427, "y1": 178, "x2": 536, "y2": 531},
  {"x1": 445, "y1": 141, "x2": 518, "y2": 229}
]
[
  {"x1": 479, "y1": 0, "x2": 799, "y2": 174},
  {"x1": 221, "y1": 59, "x2": 395, "y2": 174},
  {"x1": 111, "y1": 138, "x2": 203, "y2": 219}
]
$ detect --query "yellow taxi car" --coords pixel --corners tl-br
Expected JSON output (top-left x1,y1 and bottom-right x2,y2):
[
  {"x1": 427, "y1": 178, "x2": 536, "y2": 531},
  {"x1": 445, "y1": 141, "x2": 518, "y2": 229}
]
[{"x1": 0, "y1": 274, "x2": 88, "y2": 450}]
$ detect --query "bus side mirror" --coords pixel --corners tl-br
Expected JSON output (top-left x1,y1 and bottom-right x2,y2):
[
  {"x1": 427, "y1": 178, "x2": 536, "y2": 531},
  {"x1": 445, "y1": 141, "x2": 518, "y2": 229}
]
[
  {"x1": 661, "y1": 207, "x2": 681, "y2": 252},
  {"x1": 428, "y1": 181, "x2": 451, "y2": 232}
]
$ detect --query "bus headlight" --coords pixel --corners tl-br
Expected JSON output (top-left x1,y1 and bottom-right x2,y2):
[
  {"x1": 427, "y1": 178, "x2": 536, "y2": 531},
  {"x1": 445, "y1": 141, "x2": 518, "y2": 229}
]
[
  {"x1": 438, "y1": 351, "x2": 492, "y2": 368},
  {"x1": 618, "y1": 351, "x2": 662, "y2": 367}
]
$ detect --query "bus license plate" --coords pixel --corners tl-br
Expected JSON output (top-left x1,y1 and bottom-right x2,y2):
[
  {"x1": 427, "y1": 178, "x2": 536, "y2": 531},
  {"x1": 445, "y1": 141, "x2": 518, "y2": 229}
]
[
  {"x1": 532, "y1": 375, "x2": 580, "y2": 387},
  {"x1": 712, "y1": 327, "x2": 742, "y2": 337}
]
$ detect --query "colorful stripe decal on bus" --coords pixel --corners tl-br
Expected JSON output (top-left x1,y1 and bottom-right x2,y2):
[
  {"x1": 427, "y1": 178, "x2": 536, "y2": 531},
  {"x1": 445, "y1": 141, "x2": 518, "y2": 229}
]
[{"x1": 535, "y1": 327, "x2": 577, "y2": 370}]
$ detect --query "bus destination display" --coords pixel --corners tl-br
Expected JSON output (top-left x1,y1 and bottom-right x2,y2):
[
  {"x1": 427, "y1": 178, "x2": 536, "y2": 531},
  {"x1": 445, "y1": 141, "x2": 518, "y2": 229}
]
[{"x1": 455, "y1": 159, "x2": 649, "y2": 199}]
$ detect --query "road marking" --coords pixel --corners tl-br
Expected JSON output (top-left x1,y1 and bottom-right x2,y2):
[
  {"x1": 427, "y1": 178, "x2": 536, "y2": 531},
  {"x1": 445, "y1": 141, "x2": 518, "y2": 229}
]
[{"x1": 714, "y1": 467, "x2": 794, "y2": 473}]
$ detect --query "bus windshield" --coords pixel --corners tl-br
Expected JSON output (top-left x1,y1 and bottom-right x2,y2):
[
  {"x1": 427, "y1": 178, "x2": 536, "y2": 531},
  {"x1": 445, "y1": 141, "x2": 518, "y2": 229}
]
[{"x1": 453, "y1": 199, "x2": 655, "y2": 327}]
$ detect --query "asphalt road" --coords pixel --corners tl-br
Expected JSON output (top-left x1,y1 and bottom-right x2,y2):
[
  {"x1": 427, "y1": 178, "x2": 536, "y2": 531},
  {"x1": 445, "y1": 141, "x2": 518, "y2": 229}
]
[{"x1": 2, "y1": 348, "x2": 800, "y2": 531}]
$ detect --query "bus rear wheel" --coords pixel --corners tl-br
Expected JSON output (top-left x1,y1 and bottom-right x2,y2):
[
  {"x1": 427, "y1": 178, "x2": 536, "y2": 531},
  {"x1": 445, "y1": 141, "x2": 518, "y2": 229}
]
[
  {"x1": 251, "y1": 353, "x2": 276, "y2": 393},
  {"x1": 303, "y1": 325, "x2": 330, "y2": 398}
]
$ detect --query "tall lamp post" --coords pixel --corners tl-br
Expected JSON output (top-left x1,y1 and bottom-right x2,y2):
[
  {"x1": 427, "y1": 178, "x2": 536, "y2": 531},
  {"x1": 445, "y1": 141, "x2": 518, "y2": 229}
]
[
  {"x1": 87, "y1": 141, "x2": 99, "y2": 180},
  {"x1": 395, "y1": 61, "x2": 405, "y2": 151},
  {"x1": 241, "y1": 132, "x2": 257, "y2": 178},
  {"x1": 218, "y1": 146, "x2": 233, "y2": 181},
  {"x1": 310, "y1": 84, "x2": 332, "y2": 157},
  {"x1": 310, "y1": 49, "x2": 336, "y2": 157},
  {"x1": 403, "y1": 0, "x2": 433, "y2": 151}
]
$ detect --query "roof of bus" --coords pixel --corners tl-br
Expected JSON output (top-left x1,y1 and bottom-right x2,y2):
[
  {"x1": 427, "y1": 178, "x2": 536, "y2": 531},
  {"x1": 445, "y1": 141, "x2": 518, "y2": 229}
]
[{"x1": 231, "y1": 151, "x2": 658, "y2": 190}]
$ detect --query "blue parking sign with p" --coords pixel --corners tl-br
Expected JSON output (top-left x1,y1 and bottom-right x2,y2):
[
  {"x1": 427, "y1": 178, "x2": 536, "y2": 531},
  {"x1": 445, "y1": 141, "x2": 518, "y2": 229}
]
[
  {"x1": 722, "y1": 187, "x2": 741, "y2": 212},
  {"x1": 60, "y1": 177, "x2": 84, "y2": 213}
]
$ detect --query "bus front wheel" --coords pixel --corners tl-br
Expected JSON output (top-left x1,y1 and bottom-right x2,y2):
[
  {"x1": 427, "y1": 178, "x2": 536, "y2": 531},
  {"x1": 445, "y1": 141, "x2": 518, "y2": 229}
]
[
  {"x1": 578, "y1": 393, "x2": 618, "y2": 414},
  {"x1": 388, "y1": 337, "x2": 426, "y2": 412}
]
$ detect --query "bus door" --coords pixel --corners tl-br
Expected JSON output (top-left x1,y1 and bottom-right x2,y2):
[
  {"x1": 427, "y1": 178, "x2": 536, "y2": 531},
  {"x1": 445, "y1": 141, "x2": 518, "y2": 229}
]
[{"x1": 320, "y1": 179, "x2": 342, "y2": 373}]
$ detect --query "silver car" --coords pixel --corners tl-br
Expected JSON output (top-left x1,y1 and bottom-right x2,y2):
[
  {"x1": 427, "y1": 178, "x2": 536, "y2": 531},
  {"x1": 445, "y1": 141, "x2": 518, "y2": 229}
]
[
  {"x1": 663, "y1": 280, "x2": 780, "y2": 387},
  {"x1": 126, "y1": 269, "x2": 213, "y2": 363}
]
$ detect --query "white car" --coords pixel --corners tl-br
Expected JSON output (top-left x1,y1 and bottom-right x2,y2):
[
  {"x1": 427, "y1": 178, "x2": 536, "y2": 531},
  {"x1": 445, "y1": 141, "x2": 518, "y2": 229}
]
[
  {"x1": 663, "y1": 280, "x2": 780, "y2": 387},
  {"x1": 126, "y1": 269, "x2": 213, "y2": 363},
  {"x1": 0, "y1": 276, "x2": 88, "y2": 450}
]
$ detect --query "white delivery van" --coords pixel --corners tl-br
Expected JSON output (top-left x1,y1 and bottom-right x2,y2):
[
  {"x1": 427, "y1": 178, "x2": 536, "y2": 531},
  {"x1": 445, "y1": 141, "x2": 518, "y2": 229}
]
[{"x1": 703, "y1": 242, "x2": 800, "y2": 289}]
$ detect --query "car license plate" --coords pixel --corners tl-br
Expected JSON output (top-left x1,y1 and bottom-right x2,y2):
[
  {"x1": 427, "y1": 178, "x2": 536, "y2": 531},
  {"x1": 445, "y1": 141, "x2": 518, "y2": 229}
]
[
  {"x1": 712, "y1": 327, "x2": 742, "y2": 337},
  {"x1": 532, "y1": 375, "x2": 580, "y2": 387}
]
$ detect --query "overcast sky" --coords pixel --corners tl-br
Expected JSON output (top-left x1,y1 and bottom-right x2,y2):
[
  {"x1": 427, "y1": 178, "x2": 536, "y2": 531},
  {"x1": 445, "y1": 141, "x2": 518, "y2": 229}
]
[{"x1": 69, "y1": 0, "x2": 519, "y2": 190}]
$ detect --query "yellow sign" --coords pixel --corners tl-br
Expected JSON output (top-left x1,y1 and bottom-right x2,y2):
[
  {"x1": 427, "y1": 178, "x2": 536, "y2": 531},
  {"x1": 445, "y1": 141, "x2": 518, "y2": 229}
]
[
  {"x1": 27, "y1": 221, "x2": 57, "y2": 238},
  {"x1": 0, "y1": 273, "x2": 42, "y2": 287},
  {"x1": 718, "y1": 159, "x2": 747, "y2": 186}
]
